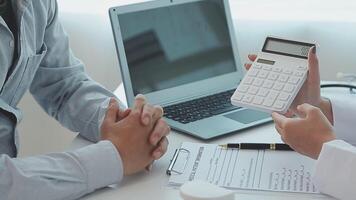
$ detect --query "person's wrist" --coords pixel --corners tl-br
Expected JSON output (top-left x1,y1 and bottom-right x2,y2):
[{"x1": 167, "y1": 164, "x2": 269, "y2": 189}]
[
  {"x1": 315, "y1": 133, "x2": 336, "y2": 159},
  {"x1": 318, "y1": 98, "x2": 334, "y2": 125},
  {"x1": 101, "y1": 134, "x2": 128, "y2": 175},
  {"x1": 111, "y1": 139, "x2": 129, "y2": 176}
]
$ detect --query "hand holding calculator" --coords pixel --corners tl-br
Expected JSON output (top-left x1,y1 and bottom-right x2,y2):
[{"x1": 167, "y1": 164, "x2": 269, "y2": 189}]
[{"x1": 231, "y1": 37, "x2": 316, "y2": 114}]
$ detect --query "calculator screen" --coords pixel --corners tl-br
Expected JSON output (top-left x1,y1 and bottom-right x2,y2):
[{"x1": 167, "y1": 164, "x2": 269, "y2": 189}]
[
  {"x1": 257, "y1": 58, "x2": 275, "y2": 65},
  {"x1": 262, "y1": 37, "x2": 315, "y2": 59}
]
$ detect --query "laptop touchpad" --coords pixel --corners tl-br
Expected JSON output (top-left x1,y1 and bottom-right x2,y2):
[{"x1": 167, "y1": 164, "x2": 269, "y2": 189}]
[{"x1": 224, "y1": 109, "x2": 270, "y2": 124}]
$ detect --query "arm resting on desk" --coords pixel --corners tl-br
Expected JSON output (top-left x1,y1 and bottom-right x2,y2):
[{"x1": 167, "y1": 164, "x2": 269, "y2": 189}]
[
  {"x1": 0, "y1": 141, "x2": 123, "y2": 200},
  {"x1": 313, "y1": 140, "x2": 356, "y2": 200},
  {"x1": 29, "y1": 0, "x2": 124, "y2": 143}
]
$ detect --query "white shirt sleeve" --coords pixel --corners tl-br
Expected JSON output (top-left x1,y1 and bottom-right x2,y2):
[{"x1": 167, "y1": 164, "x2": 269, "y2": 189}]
[
  {"x1": 330, "y1": 97, "x2": 356, "y2": 145},
  {"x1": 312, "y1": 96, "x2": 356, "y2": 199},
  {"x1": 0, "y1": 140, "x2": 123, "y2": 200},
  {"x1": 313, "y1": 140, "x2": 356, "y2": 200}
]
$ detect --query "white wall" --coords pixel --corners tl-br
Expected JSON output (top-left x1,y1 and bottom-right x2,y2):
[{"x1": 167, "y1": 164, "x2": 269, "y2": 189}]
[
  {"x1": 18, "y1": 0, "x2": 356, "y2": 156},
  {"x1": 58, "y1": 0, "x2": 356, "y2": 81},
  {"x1": 231, "y1": 0, "x2": 356, "y2": 80}
]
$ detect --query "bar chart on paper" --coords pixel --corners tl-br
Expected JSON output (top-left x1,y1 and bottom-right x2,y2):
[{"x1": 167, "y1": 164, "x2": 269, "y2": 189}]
[{"x1": 168, "y1": 142, "x2": 318, "y2": 194}]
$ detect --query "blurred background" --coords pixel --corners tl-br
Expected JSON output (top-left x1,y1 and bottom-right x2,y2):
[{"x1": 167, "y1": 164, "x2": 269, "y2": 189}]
[{"x1": 18, "y1": 0, "x2": 356, "y2": 156}]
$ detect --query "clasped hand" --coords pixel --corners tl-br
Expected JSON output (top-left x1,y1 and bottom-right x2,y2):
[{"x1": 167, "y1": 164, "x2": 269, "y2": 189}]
[{"x1": 100, "y1": 95, "x2": 170, "y2": 175}]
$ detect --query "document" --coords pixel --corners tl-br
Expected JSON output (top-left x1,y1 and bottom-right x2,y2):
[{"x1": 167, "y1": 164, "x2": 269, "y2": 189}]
[{"x1": 168, "y1": 142, "x2": 318, "y2": 194}]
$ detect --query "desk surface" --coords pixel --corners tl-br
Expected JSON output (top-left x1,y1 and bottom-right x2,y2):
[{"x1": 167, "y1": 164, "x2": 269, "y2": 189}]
[{"x1": 71, "y1": 84, "x2": 352, "y2": 200}]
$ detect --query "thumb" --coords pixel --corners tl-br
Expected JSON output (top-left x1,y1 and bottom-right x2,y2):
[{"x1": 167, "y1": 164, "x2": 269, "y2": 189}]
[
  {"x1": 296, "y1": 103, "x2": 315, "y2": 118},
  {"x1": 307, "y1": 46, "x2": 320, "y2": 85},
  {"x1": 271, "y1": 112, "x2": 288, "y2": 128},
  {"x1": 117, "y1": 108, "x2": 131, "y2": 121},
  {"x1": 248, "y1": 54, "x2": 257, "y2": 62},
  {"x1": 104, "y1": 98, "x2": 119, "y2": 123}
]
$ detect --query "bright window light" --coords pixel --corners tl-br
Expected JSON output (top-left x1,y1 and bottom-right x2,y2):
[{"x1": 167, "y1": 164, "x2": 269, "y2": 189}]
[
  {"x1": 231, "y1": 0, "x2": 356, "y2": 22},
  {"x1": 59, "y1": 0, "x2": 356, "y2": 22}
]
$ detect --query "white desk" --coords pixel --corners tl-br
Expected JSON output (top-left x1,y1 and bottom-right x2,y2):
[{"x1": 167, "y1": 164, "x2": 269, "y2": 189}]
[{"x1": 71, "y1": 84, "x2": 354, "y2": 200}]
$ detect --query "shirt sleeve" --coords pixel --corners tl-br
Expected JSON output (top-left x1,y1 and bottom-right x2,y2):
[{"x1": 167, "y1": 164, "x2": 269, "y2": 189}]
[
  {"x1": 29, "y1": 0, "x2": 125, "y2": 143},
  {"x1": 0, "y1": 140, "x2": 123, "y2": 200},
  {"x1": 329, "y1": 96, "x2": 356, "y2": 145},
  {"x1": 313, "y1": 140, "x2": 356, "y2": 200}
]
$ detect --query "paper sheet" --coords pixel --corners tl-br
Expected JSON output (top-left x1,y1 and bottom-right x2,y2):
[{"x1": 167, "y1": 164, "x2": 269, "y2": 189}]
[{"x1": 168, "y1": 142, "x2": 318, "y2": 194}]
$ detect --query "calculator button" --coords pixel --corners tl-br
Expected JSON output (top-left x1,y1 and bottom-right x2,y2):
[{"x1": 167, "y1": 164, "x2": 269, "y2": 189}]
[
  {"x1": 297, "y1": 66, "x2": 307, "y2": 71},
  {"x1": 283, "y1": 84, "x2": 295, "y2": 93},
  {"x1": 252, "y1": 96, "x2": 264, "y2": 105},
  {"x1": 242, "y1": 95, "x2": 253, "y2": 103},
  {"x1": 263, "y1": 92, "x2": 278, "y2": 107},
  {"x1": 262, "y1": 80, "x2": 274, "y2": 89},
  {"x1": 247, "y1": 86, "x2": 259, "y2": 95},
  {"x1": 288, "y1": 77, "x2": 300, "y2": 84},
  {"x1": 273, "y1": 101, "x2": 286, "y2": 110},
  {"x1": 233, "y1": 93, "x2": 244, "y2": 101},
  {"x1": 254, "y1": 64, "x2": 262, "y2": 69},
  {"x1": 268, "y1": 72, "x2": 279, "y2": 81},
  {"x1": 258, "y1": 70, "x2": 269, "y2": 78},
  {"x1": 283, "y1": 69, "x2": 293, "y2": 75},
  {"x1": 238, "y1": 85, "x2": 249, "y2": 93},
  {"x1": 268, "y1": 90, "x2": 279, "y2": 100},
  {"x1": 252, "y1": 78, "x2": 264, "y2": 86},
  {"x1": 243, "y1": 76, "x2": 254, "y2": 85},
  {"x1": 257, "y1": 89, "x2": 269, "y2": 97},
  {"x1": 248, "y1": 69, "x2": 259, "y2": 77},
  {"x1": 293, "y1": 71, "x2": 304, "y2": 77},
  {"x1": 278, "y1": 92, "x2": 290, "y2": 101},
  {"x1": 278, "y1": 74, "x2": 289, "y2": 83},
  {"x1": 272, "y1": 67, "x2": 282, "y2": 72},
  {"x1": 272, "y1": 82, "x2": 284, "y2": 91},
  {"x1": 262, "y1": 65, "x2": 272, "y2": 71},
  {"x1": 263, "y1": 98, "x2": 275, "y2": 107}
]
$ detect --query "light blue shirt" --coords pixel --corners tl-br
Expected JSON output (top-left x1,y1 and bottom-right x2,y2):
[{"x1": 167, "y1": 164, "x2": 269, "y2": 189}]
[{"x1": 0, "y1": 0, "x2": 124, "y2": 199}]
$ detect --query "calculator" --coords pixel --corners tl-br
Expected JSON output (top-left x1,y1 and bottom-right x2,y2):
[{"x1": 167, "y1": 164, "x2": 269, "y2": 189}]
[{"x1": 231, "y1": 36, "x2": 315, "y2": 114}]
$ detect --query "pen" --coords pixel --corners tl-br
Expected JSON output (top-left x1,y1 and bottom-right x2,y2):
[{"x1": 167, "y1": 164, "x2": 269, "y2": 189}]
[{"x1": 219, "y1": 143, "x2": 294, "y2": 151}]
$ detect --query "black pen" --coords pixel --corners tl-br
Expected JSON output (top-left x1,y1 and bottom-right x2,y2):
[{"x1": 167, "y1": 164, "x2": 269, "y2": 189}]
[{"x1": 219, "y1": 143, "x2": 294, "y2": 151}]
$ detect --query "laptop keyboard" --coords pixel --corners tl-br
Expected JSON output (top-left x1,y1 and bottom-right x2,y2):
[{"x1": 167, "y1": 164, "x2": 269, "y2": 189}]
[{"x1": 163, "y1": 89, "x2": 241, "y2": 124}]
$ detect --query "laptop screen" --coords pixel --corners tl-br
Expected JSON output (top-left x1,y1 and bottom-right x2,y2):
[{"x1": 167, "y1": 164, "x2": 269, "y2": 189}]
[{"x1": 118, "y1": 0, "x2": 236, "y2": 95}]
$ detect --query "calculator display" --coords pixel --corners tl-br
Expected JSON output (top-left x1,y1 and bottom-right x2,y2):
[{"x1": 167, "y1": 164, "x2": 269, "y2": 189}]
[
  {"x1": 262, "y1": 37, "x2": 315, "y2": 59},
  {"x1": 257, "y1": 58, "x2": 275, "y2": 65}
]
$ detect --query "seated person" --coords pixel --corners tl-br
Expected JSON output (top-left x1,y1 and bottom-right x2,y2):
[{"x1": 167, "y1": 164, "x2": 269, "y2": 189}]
[{"x1": 0, "y1": 0, "x2": 170, "y2": 199}]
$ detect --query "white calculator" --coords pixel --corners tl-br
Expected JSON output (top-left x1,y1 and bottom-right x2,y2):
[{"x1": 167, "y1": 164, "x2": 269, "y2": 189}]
[{"x1": 231, "y1": 36, "x2": 315, "y2": 114}]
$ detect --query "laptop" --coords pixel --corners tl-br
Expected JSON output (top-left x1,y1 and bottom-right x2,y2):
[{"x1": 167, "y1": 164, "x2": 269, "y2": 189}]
[{"x1": 109, "y1": 0, "x2": 271, "y2": 140}]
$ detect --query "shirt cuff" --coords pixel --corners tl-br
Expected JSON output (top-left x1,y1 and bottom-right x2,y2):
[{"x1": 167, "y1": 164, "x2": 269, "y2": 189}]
[
  {"x1": 330, "y1": 97, "x2": 356, "y2": 145},
  {"x1": 313, "y1": 140, "x2": 356, "y2": 199},
  {"x1": 97, "y1": 97, "x2": 127, "y2": 138},
  {"x1": 73, "y1": 140, "x2": 124, "y2": 191}
]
